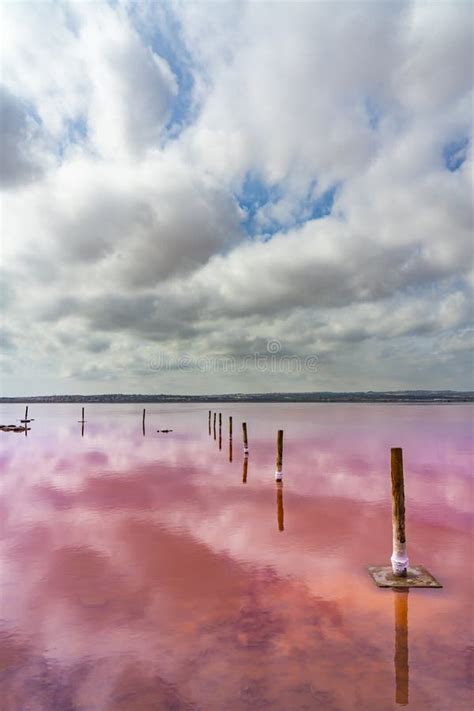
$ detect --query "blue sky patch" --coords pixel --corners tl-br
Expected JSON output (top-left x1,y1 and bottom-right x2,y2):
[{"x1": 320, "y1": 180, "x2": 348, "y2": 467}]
[
  {"x1": 364, "y1": 96, "x2": 381, "y2": 131},
  {"x1": 236, "y1": 175, "x2": 339, "y2": 238},
  {"x1": 443, "y1": 137, "x2": 469, "y2": 172},
  {"x1": 308, "y1": 184, "x2": 338, "y2": 220},
  {"x1": 237, "y1": 174, "x2": 282, "y2": 235},
  {"x1": 126, "y1": 4, "x2": 196, "y2": 139}
]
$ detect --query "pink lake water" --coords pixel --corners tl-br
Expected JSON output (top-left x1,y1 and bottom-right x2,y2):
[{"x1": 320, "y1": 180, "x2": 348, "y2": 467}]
[{"x1": 0, "y1": 402, "x2": 472, "y2": 711}]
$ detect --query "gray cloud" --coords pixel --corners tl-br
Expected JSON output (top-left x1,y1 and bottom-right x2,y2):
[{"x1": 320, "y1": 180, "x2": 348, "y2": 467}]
[{"x1": 0, "y1": 0, "x2": 473, "y2": 395}]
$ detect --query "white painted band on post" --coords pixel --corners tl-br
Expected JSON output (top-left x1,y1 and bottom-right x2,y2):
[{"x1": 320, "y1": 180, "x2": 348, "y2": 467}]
[
  {"x1": 243, "y1": 447, "x2": 249, "y2": 454},
  {"x1": 391, "y1": 547, "x2": 409, "y2": 576},
  {"x1": 275, "y1": 470, "x2": 283, "y2": 481}
]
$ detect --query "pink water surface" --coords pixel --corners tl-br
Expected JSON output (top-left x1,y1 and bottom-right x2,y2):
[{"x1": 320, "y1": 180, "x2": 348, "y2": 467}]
[{"x1": 0, "y1": 403, "x2": 472, "y2": 710}]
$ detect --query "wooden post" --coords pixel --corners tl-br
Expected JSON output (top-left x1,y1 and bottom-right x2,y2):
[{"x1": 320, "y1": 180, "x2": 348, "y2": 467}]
[
  {"x1": 219, "y1": 413, "x2": 222, "y2": 450},
  {"x1": 275, "y1": 430, "x2": 283, "y2": 481},
  {"x1": 142, "y1": 408, "x2": 146, "y2": 435},
  {"x1": 208, "y1": 410, "x2": 211, "y2": 434},
  {"x1": 242, "y1": 422, "x2": 248, "y2": 453},
  {"x1": 25, "y1": 405, "x2": 28, "y2": 422},
  {"x1": 391, "y1": 448, "x2": 408, "y2": 576},
  {"x1": 242, "y1": 455, "x2": 248, "y2": 483},
  {"x1": 213, "y1": 412, "x2": 216, "y2": 439},
  {"x1": 394, "y1": 590, "x2": 409, "y2": 705},
  {"x1": 229, "y1": 437, "x2": 233, "y2": 462},
  {"x1": 229, "y1": 416, "x2": 233, "y2": 438},
  {"x1": 368, "y1": 448, "x2": 441, "y2": 588},
  {"x1": 82, "y1": 407, "x2": 85, "y2": 422},
  {"x1": 276, "y1": 481, "x2": 284, "y2": 531}
]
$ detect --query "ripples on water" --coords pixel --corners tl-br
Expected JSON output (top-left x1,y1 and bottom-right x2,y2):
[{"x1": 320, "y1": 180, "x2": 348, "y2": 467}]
[{"x1": 0, "y1": 403, "x2": 472, "y2": 710}]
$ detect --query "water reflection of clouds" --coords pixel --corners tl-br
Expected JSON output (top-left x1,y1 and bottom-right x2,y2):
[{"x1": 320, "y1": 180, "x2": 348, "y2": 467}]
[{"x1": 0, "y1": 404, "x2": 472, "y2": 710}]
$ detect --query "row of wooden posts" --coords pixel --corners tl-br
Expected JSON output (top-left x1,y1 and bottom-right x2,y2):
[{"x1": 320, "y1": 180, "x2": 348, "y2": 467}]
[{"x1": 206, "y1": 409, "x2": 441, "y2": 591}]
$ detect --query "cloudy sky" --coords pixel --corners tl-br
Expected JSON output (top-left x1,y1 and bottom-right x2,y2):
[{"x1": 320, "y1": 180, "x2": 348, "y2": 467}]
[{"x1": 0, "y1": 0, "x2": 472, "y2": 396}]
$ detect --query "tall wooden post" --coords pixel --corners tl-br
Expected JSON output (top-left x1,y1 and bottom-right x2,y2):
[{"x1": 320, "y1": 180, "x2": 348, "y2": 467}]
[
  {"x1": 276, "y1": 481, "x2": 284, "y2": 531},
  {"x1": 368, "y1": 448, "x2": 441, "y2": 589},
  {"x1": 142, "y1": 408, "x2": 146, "y2": 435},
  {"x1": 275, "y1": 430, "x2": 283, "y2": 481},
  {"x1": 213, "y1": 412, "x2": 216, "y2": 440},
  {"x1": 208, "y1": 410, "x2": 211, "y2": 435},
  {"x1": 229, "y1": 416, "x2": 233, "y2": 438},
  {"x1": 391, "y1": 448, "x2": 408, "y2": 576},
  {"x1": 219, "y1": 413, "x2": 222, "y2": 450},
  {"x1": 229, "y1": 436, "x2": 233, "y2": 462},
  {"x1": 82, "y1": 407, "x2": 85, "y2": 422},
  {"x1": 25, "y1": 406, "x2": 28, "y2": 422},
  {"x1": 394, "y1": 590, "x2": 409, "y2": 705},
  {"x1": 242, "y1": 422, "x2": 248, "y2": 454}
]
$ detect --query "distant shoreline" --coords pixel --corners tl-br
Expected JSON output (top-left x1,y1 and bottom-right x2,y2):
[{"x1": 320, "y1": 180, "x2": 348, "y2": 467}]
[{"x1": 1, "y1": 391, "x2": 472, "y2": 404}]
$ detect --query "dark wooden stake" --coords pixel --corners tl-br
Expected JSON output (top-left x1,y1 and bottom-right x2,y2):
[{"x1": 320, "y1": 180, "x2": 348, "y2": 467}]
[
  {"x1": 78, "y1": 407, "x2": 86, "y2": 434},
  {"x1": 394, "y1": 590, "x2": 409, "y2": 705},
  {"x1": 229, "y1": 416, "x2": 232, "y2": 438},
  {"x1": 208, "y1": 410, "x2": 211, "y2": 435},
  {"x1": 275, "y1": 430, "x2": 283, "y2": 480},
  {"x1": 242, "y1": 455, "x2": 248, "y2": 483},
  {"x1": 213, "y1": 412, "x2": 216, "y2": 439},
  {"x1": 242, "y1": 422, "x2": 248, "y2": 453},
  {"x1": 219, "y1": 413, "x2": 222, "y2": 450},
  {"x1": 20, "y1": 405, "x2": 31, "y2": 423},
  {"x1": 229, "y1": 437, "x2": 233, "y2": 462},
  {"x1": 391, "y1": 448, "x2": 408, "y2": 576}
]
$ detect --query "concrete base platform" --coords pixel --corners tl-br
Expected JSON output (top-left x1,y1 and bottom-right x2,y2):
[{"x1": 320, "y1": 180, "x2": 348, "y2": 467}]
[{"x1": 368, "y1": 565, "x2": 442, "y2": 588}]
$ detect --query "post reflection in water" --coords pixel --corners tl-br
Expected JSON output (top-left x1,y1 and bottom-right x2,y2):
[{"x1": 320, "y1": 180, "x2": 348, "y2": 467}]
[
  {"x1": 229, "y1": 437, "x2": 233, "y2": 462},
  {"x1": 242, "y1": 455, "x2": 248, "y2": 483},
  {"x1": 276, "y1": 481, "x2": 284, "y2": 531},
  {"x1": 394, "y1": 589, "x2": 409, "y2": 706},
  {"x1": 81, "y1": 420, "x2": 84, "y2": 438}
]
